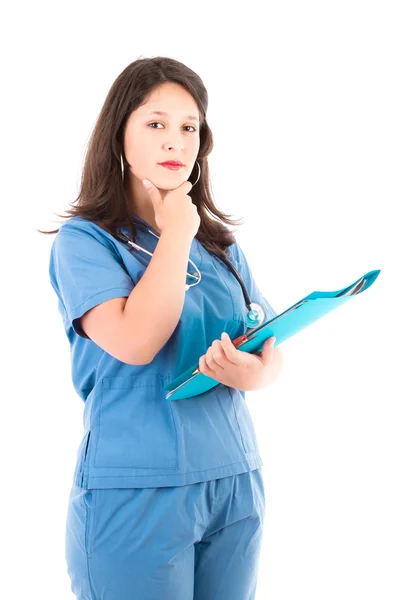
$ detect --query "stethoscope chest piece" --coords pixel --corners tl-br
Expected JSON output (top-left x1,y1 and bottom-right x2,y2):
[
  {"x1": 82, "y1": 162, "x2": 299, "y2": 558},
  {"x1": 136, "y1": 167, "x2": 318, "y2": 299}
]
[{"x1": 246, "y1": 302, "x2": 265, "y2": 328}]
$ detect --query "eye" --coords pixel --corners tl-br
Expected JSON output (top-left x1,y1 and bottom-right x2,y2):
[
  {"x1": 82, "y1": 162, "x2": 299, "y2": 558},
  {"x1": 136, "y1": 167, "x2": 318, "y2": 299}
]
[{"x1": 148, "y1": 122, "x2": 197, "y2": 132}]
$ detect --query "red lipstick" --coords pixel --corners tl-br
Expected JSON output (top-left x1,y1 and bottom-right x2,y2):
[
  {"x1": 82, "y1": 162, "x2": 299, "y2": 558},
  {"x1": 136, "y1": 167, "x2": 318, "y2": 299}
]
[{"x1": 159, "y1": 161, "x2": 183, "y2": 170}]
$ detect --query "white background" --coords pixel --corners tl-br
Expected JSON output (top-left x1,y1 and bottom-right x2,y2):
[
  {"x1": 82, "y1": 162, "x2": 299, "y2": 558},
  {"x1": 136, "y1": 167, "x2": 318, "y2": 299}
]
[{"x1": 2, "y1": 1, "x2": 398, "y2": 598}]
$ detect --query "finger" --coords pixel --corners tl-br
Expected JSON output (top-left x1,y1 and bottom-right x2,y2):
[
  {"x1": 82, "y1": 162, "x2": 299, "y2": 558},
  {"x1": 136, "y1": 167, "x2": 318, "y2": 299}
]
[
  {"x1": 180, "y1": 179, "x2": 193, "y2": 194},
  {"x1": 199, "y1": 354, "x2": 208, "y2": 374},
  {"x1": 260, "y1": 337, "x2": 276, "y2": 365},
  {"x1": 220, "y1": 333, "x2": 243, "y2": 366},
  {"x1": 199, "y1": 355, "x2": 218, "y2": 379},
  {"x1": 142, "y1": 179, "x2": 162, "y2": 205},
  {"x1": 205, "y1": 343, "x2": 223, "y2": 370},
  {"x1": 209, "y1": 340, "x2": 228, "y2": 369}
]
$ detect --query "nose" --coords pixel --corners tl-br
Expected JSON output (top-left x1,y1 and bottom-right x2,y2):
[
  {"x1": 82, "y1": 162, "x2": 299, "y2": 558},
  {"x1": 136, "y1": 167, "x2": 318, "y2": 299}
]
[{"x1": 164, "y1": 141, "x2": 184, "y2": 151}]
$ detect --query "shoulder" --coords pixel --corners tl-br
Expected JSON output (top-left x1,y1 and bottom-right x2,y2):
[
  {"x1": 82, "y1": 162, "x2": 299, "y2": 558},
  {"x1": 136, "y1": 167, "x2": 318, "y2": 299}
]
[
  {"x1": 220, "y1": 225, "x2": 239, "y2": 262},
  {"x1": 226, "y1": 237, "x2": 245, "y2": 265},
  {"x1": 49, "y1": 218, "x2": 124, "y2": 274},
  {"x1": 54, "y1": 217, "x2": 117, "y2": 249},
  {"x1": 58, "y1": 216, "x2": 103, "y2": 237}
]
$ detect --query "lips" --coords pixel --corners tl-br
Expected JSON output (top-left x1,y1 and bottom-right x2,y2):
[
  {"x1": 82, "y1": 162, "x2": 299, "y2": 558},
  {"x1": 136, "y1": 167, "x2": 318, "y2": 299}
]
[{"x1": 159, "y1": 161, "x2": 183, "y2": 171}]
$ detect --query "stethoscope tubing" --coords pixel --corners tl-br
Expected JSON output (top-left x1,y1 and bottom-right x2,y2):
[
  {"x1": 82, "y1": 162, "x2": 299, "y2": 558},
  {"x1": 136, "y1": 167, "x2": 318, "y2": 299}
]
[
  {"x1": 119, "y1": 229, "x2": 201, "y2": 284},
  {"x1": 116, "y1": 219, "x2": 264, "y2": 328}
]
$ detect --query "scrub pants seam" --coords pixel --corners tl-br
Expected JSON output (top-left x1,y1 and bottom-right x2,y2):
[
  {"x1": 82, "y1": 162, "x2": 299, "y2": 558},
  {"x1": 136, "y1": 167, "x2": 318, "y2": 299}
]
[
  {"x1": 85, "y1": 553, "x2": 96, "y2": 600},
  {"x1": 85, "y1": 490, "x2": 97, "y2": 599}
]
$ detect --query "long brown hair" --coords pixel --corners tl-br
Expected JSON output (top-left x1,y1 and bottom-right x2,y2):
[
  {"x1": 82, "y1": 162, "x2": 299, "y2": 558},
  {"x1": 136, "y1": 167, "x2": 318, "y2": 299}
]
[{"x1": 37, "y1": 56, "x2": 244, "y2": 260}]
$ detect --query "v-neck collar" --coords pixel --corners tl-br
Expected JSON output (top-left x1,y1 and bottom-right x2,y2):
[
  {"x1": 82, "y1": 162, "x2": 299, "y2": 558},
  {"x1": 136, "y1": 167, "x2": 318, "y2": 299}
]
[
  {"x1": 124, "y1": 211, "x2": 202, "y2": 266},
  {"x1": 129, "y1": 212, "x2": 161, "y2": 236}
]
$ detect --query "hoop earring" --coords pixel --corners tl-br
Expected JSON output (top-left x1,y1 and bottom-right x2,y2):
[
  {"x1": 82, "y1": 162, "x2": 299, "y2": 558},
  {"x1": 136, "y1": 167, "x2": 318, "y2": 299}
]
[
  {"x1": 120, "y1": 154, "x2": 125, "y2": 177},
  {"x1": 191, "y1": 160, "x2": 201, "y2": 186}
]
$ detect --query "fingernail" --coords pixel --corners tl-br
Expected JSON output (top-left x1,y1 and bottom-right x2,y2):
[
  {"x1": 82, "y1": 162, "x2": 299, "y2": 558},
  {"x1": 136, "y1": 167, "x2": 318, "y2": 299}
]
[{"x1": 222, "y1": 332, "x2": 230, "y2": 341}]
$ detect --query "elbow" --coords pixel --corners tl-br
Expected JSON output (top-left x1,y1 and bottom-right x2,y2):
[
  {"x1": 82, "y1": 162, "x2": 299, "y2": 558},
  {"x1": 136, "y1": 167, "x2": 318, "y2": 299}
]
[
  {"x1": 126, "y1": 346, "x2": 155, "y2": 366},
  {"x1": 127, "y1": 357, "x2": 151, "y2": 366}
]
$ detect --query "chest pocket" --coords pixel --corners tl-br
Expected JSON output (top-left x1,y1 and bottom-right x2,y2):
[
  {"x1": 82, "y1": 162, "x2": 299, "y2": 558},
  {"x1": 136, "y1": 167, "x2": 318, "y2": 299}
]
[{"x1": 209, "y1": 253, "x2": 248, "y2": 323}]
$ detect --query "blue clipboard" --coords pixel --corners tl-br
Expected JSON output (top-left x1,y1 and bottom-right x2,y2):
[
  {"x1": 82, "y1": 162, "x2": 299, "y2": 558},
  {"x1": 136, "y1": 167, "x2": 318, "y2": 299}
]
[{"x1": 162, "y1": 269, "x2": 381, "y2": 401}]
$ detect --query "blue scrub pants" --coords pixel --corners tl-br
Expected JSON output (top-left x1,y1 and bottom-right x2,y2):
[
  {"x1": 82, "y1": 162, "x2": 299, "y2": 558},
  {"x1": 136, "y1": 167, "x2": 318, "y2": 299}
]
[{"x1": 65, "y1": 469, "x2": 266, "y2": 599}]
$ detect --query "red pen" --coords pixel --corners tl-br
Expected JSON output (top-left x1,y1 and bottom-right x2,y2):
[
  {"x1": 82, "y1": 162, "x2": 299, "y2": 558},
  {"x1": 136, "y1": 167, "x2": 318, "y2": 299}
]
[{"x1": 191, "y1": 334, "x2": 248, "y2": 375}]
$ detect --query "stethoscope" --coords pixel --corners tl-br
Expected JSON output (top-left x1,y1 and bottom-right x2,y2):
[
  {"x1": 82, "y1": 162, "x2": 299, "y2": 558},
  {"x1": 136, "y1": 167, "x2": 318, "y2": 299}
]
[{"x1": 116, "y1": 218, "x2": 265, "y2": 329}]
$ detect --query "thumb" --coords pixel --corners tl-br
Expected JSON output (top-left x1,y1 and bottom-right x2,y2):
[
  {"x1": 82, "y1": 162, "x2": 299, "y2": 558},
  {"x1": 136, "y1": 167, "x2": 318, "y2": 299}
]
[
  {"x1": 142, "y1": 179, "x2": 161, "y2": 204},
  {"x1": 260, "y1": 336, "x2": 276, "y2": 364}
]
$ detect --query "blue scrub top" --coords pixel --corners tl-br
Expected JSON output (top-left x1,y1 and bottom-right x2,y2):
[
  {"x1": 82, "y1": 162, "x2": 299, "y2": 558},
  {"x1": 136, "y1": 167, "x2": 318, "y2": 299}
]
[{"x1": 49, "y1": 215, "x2": 278, "y2": 489}]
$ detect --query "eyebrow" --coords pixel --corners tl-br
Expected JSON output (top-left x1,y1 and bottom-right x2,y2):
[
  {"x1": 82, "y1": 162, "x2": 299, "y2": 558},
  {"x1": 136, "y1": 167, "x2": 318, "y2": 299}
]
[{"x1": 147, "y1": 110, "x2": 199, "y2": 123}]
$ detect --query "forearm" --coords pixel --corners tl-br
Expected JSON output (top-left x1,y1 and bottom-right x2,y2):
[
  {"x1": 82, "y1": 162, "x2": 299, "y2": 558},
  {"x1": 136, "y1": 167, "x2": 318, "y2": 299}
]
[{"x1": 123, "y1": 229, "x2": 193, "y2": 363}]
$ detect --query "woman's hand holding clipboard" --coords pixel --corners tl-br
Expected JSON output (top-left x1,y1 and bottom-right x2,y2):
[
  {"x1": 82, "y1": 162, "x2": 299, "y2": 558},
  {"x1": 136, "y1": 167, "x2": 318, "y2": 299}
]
[{"x1": 162, "y1": 269, "x2": 381, "y2": 400}]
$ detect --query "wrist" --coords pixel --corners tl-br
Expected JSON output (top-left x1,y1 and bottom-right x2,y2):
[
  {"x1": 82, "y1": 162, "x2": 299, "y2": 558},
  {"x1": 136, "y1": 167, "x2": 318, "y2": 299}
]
[{"x1": 160, "y1": 228, "x2": 193, "y2": 247}]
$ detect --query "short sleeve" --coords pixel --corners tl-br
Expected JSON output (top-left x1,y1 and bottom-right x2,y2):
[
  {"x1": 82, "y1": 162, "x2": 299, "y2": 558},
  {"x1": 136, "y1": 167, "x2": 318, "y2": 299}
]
[
  {"x1": 49, "y1": 221, "x2": 135, "y2": 338},
  {"x1": 229, "y1": 239, "x2": 278, "y2": 322}
]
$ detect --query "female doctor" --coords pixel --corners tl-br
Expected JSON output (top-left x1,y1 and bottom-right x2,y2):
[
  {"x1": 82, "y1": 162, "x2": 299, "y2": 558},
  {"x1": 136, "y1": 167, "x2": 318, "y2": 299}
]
[{"x1": 46, "y1": 56, "x2": 283, "y2": 599}]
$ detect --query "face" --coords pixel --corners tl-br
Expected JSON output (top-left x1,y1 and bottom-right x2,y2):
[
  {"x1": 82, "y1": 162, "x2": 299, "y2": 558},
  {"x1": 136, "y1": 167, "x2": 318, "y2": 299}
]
[{"x1": 122, "y1": 82, "x2": 201, "y2": 209}]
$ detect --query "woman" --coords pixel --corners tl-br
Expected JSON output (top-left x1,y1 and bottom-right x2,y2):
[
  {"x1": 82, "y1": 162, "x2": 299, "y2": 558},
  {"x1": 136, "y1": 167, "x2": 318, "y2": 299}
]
[{"x1": 43, "y1": 56, "x2": 283, "y2": 600}]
